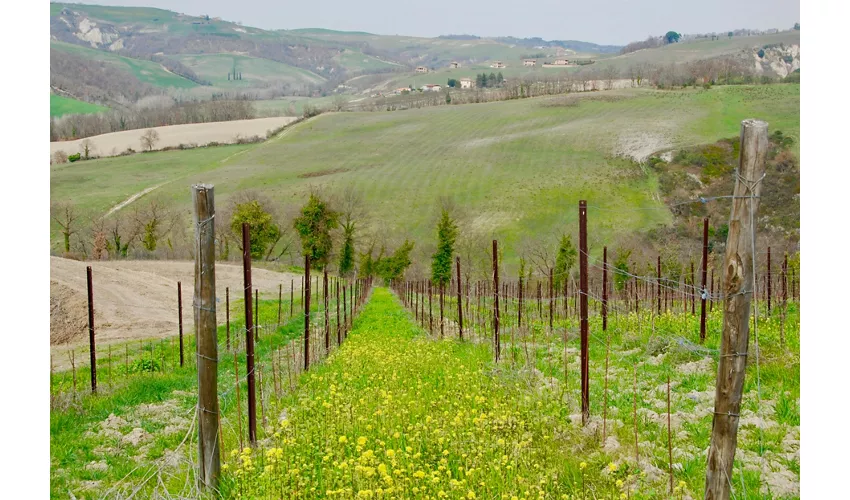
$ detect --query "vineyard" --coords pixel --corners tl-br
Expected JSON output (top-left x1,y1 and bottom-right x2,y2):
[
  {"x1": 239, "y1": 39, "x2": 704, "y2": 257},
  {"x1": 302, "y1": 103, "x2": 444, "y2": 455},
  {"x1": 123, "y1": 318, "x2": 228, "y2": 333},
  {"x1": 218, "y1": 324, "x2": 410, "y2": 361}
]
[{"x1": 49, "y1": 122, "x2": 800, "y2": 499}]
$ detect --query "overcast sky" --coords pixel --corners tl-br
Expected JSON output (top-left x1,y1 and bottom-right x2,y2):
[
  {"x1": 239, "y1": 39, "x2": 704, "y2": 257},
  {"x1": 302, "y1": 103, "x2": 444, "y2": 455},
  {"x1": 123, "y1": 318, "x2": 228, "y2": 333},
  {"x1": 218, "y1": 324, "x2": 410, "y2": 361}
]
[{"x1": 57, "y1": 0, "x2": 800, "y2": 46}]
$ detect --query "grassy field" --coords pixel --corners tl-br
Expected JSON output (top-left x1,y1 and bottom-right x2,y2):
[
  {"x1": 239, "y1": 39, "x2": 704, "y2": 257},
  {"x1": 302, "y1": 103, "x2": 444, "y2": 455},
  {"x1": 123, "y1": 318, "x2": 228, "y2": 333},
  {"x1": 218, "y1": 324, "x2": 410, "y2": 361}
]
[
  {"x1": 50, "y1": 93, "x2": 108, "y2": 117},
  {"x1": 51, "y1": 41, "x2": 198, "y2": 89},
  {"x1": 50, "y1": 286, "x2": 799, "y2": 498},
  {"x1": 173, "y1": 54, "x2": 326, "y2": 87},
  {"x1": 50, "y1": 85, "x2": 799, "y2": 267}
]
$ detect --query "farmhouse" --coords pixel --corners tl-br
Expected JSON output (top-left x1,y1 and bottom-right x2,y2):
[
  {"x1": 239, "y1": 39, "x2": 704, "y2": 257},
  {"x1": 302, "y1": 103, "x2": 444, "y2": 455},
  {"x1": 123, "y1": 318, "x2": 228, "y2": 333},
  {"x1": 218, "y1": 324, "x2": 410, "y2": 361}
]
[
  {"x1": 449, "y1": 61, "x2": 460, "y2": 68},
  {"x1": 459, "y1": 78, "x2": 474, "y2": 89},
  {"x1": 415, "y1": 66, "x2": 429, "y2": 73},
  {"x1": 420, "y1": 84, "x2": 442, "y2": 92},
  {"x1": 523, "y1": 59, "x2": 537, "y2": 66},
  {"x1": 490, "y1": 61, "x2": 506, "y2": 68}
]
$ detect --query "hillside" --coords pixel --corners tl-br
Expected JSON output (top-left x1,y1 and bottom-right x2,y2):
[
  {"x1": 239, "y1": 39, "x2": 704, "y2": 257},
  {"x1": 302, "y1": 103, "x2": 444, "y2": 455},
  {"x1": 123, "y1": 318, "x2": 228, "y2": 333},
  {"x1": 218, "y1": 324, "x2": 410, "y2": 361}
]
[
  {"x1": 50, "y1": 84, "x2": 799, "y2": 271},
  {"x1": 50, "y1": 93, "x2": 108, "y2": 117}
]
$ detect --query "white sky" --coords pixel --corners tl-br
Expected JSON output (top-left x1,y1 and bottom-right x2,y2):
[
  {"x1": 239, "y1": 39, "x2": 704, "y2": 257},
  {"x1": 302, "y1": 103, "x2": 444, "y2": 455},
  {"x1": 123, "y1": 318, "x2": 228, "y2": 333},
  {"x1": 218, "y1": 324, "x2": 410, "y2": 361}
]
[{"x1": 53, "y1": 0, "x2": 800, "y2": 45}]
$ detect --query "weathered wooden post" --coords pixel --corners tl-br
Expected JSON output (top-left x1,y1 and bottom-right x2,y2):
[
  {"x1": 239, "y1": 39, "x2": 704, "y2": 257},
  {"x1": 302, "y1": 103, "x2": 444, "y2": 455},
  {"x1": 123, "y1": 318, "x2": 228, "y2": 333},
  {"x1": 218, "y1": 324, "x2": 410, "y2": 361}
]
[
  {"x1": 193, "y1": 184, "x2": 220, "y2": 490},
  {"x1": 705, "y1": 119, "x2": 768, "y2": 500},
  {"x1": 579, "y1": 200, "x2": 589, "y2": 425}
]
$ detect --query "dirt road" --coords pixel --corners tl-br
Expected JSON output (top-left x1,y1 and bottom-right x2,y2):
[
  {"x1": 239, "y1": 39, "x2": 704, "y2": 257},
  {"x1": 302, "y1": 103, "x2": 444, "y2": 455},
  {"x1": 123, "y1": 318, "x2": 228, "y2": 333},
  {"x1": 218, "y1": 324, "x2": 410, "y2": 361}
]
[{"x1": 50, "y1": 257, "x2": 302, "y2": 353}]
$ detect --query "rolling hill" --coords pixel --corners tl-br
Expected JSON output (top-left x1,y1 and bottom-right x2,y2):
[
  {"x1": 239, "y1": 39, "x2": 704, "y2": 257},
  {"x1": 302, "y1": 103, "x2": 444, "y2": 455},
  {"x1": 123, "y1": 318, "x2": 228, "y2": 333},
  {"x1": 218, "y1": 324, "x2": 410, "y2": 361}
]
[
  {"x1": 51, "y1": 84, "x2": 799, "y2": 269},
  {"x1": 50, "y1": 93, "x2": 109, "y2": 117}
]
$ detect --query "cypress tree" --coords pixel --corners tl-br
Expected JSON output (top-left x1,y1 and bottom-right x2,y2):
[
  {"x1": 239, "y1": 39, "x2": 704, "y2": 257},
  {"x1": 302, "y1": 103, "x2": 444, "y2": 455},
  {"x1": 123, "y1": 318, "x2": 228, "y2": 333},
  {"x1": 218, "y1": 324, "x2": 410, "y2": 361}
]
[{"x1": 431, "y1": 209, "x2": 458, "y2": 287}]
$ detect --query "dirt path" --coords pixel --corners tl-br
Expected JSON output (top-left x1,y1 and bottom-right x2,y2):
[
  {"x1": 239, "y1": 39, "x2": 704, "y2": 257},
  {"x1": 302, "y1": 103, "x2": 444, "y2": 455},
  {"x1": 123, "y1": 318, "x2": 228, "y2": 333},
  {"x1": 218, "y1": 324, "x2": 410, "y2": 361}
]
[{"x1": 50, "y1": 257, "x2": 302, "y2": 354}]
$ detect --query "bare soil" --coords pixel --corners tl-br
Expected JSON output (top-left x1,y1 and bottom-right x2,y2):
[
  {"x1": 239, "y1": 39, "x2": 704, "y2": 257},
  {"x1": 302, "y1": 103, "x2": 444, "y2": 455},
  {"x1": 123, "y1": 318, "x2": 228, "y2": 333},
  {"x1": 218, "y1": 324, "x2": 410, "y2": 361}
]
[
  {"x1": 49, "y1": 116, "x2": 297, "y2": 159},
  {"x1": 50, "y1": 257, "x2": 301, "y2": 355}
]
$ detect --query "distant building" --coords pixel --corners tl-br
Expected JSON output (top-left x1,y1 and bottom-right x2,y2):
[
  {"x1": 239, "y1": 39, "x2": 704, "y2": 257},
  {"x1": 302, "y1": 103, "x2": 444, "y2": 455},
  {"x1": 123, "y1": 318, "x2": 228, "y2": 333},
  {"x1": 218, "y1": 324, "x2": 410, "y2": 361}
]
[
  {"x1": 490, "y1": 61, "x2": 506, "y2": 69},
  {"x1": 459, "y1": 78, "x2": 474, "y2": 89},
  {"x1": 449, "y1": 61, "x2": 460, "y2": 68},
  {"x1": 523, "y1": 59, "x2": 537, "y2": 66},
  {"x1": 416, "y1": 66, "x2": 429, "y2": 73},
  {"x1": 420, "y1": 84, "x2": 442, "y2": 92},
  {"x1": 543, "y1": 59, "x2": 574, "y2": 68}
]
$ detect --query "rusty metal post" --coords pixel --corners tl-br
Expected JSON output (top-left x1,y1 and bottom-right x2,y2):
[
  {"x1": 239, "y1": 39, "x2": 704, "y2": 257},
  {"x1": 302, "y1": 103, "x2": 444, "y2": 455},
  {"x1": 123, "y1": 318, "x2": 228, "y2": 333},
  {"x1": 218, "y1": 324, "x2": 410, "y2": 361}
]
[
  {"x1": 178, "y1": 281, "x2": 184, "y2": 367},
  {"x1": 86, "y1": 266, "x2": 96, "y2": 393},
  {"x1": 700, "y1": 218, "x2": 709, "y2": 343},
  {"x1": 324, "y1": 267, "x2": 329, "y2": 353},
  {"x1": 657, "y1": 256, "x2": 662, "y2": 316},
  {"x1": 767, "y1": 246, "x2": 772, "y2": 315},
  {"x1": 456, "y1": 257, "x2": 464, "y2": 340},
  {"x1": 193, "y1": 184, "x2": 220, "y2": 490},
  {"x1": 548, "y1": 268, "x2": 554, "y2": 332},
  {"x1": 579, "y1": 200, "x2": 589, "y2": 425},
  {"x1": 241, "y1": 223, "x2": 257, "y2": 444},
  {"x1": 225, "y1": 287, "x2": 230, "y2": 351},
  {"x1": 277, "y1": 283, "x2": 282, "y2": 327},
  {"x1": 602, "y1": 247, "x2": 608, "y2": 330},
  {"x1": 290, "y1": 279, "x2": 294, "y2": 319},
  {"x1": 492, "y1": 239, "x2": 500, "y2": 362},
  {"x1": 254, "y1": 289, "x2": 259, "y2": 340},
  {"x1": 705, "y1": 119, "x2": 768, "y2": 500},
  {"x1": 336, "y1": 279, "x2": 341, "y2": 345},
  {"x1": 304, "y1": 255, "x2": 311, "y2": 370},
  {"x1": 691, "y1": 261, "x2": 696, "y2": 315}
]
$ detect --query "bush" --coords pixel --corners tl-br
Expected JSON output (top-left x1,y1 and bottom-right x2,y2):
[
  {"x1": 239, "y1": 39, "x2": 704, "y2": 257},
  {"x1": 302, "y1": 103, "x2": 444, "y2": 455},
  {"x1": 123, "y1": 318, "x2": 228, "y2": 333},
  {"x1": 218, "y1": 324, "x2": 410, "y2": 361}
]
[
  {"x1": 126, "y1": 358, "x2": 161, "y2": 374},
  {"x1": 52, "y1": 150, "x2": 69, "y2": 164},
  {"x1": 303, "y1": 104, "x2": 324, "y2": 118},
  {"x1": 68, "y1": 153, "x2": 81, "y2": 163}
]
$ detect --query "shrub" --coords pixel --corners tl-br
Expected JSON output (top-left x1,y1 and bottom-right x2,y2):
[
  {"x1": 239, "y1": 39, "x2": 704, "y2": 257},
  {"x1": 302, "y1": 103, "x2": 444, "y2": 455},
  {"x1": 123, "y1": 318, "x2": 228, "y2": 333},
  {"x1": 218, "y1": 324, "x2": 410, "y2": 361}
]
[
  {"x1": 68, "y1": 153, "x2": 81, "y2": 162},
  {"x1": 52, "y1": 150, "x2": 69, "y2": 164}
]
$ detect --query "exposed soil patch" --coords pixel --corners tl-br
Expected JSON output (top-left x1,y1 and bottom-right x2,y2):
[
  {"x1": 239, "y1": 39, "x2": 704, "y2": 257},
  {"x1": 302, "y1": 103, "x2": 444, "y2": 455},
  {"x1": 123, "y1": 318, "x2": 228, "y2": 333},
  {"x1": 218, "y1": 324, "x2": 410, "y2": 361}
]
[{"x1": 50, "y1": 281, "x2": 90, "y2": 345}]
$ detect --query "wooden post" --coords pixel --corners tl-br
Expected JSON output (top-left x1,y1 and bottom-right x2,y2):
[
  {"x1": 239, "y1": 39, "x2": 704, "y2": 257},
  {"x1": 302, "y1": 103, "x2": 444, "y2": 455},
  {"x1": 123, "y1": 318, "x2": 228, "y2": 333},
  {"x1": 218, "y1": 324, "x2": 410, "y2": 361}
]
[
  {"x1": 456, "y1": 257, "x2": 464, "y2": 340},
  {"x1": 700, "y1": 218, "x2": 709, "y2": 343},
  {"x1": 492, "y1": 240, "x2": 500, "y2": 362},
  {"x1": 178, "y1": 281, "x2": 184, "y2": 367},
  {"x1": 304, "y1": 255, "x2": 311, "y2": 370},
  {"x1": 192, "y1": 184, "x2": 220, "y2": 490},
  {"x1": 278, "y1": 283, "x2": 282, "y2": 327},
  {"x1": 657, "y1": 256, "x2": 662, "y2": 316},
  {"x1": 705, "y1": 119, "x2": 768, "y2": 500},
  {"x1": 579, "y1": 200, "x2": 589, "y2": 425},
  {"x1": 86, "y1": 266, "x2": 97, "y2": 393},
  {"x1": 241, "y1": 223, "x2": 257, "y2": 444},
  {"x1": 290, "y1": 279, "x2": 294, "y2": 319}
]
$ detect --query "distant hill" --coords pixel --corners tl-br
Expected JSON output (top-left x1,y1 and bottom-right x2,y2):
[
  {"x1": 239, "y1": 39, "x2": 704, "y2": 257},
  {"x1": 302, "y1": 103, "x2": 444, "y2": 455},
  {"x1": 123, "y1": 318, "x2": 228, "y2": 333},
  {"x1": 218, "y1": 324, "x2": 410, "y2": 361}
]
[{"x1": 492, "y1": 36, "x2": 622, "y2": 54}]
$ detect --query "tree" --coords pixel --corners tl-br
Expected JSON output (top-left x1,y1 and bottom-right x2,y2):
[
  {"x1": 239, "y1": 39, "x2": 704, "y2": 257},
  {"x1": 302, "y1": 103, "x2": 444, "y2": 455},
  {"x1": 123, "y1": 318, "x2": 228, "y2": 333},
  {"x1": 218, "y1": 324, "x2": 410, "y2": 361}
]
[
  {"x1": 553, "y1": 234, "x2": 577, "y2": 291},
  {"x1": 140, "y1": 129, "x2": 160, "y2": 151},
  {"x1": 488, "y1": 72, "x2": 497, "y2": 87},
  {"x1": 80, "y1": 139, "x2": 95, "y2": 160},
  {"x1": 445, "y1": 91, "x2": 452, "y2": 104},
  {"x1": 131, "y1": 199, "x2": 176, "y2": 254},
  {"x1": 51, "y1": 201, "x2": 79, "y2": 253},
  {"x1": 332, "y1": 94, "x2": 348, "y2": 111},
  {"x1": 602, "y1": 65, "x2": 620, "y2": 90},
  {"x1": 52, "y1": 150, "x2": 69, "y2": 164},
  {"x1": 375, "y1": 240, "x2": 415, "y2": 283},
  {"x1": 664, "y1": 31, "x2": 681, "y2": 44},
  {"x1": 793, "y1": 22, "x2": 799, "y2": 30},
  {"x1": 431, "y1": 208, "x2": 458, "y2": 287},
  {"x1": 728, "y1": 31, "x2": 734, "y2": 38},
  {"x1": 447, "y1": 78, "x2": 457, "y2": 88},
  {"x1": 337, "y1": 187, "x2": 366, "y2": 276},
  {"x1": 497, "y1": 72, "x2": 504, "y2": 83},
  {"x1": 293, "y1": 193, "x2": 340, "y2": 269},
  {"x1": 230, "y1": 200, "x2": 281, "y2": 260}
]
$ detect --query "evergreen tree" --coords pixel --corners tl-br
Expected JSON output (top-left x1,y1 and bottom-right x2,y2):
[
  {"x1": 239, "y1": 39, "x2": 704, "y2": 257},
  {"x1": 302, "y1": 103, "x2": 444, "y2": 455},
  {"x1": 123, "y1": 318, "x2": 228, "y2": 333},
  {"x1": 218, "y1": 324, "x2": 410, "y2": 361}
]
[
  {"x1": 497, "y1": 72, "x2": 504, "y2": 84},
  {"x1": 339, "y1": 224, "x2": 355, "y2": 276},
  {"x1": 376, "y1": 240, "x2": 415, "y2": 283},
  {"x1": 553, "y1": 234, "x2": 577, "y2": 291},
  {"x1": 230, "y1": 200, "x2": 281, "y2": 260},
  {"x1": 293, "y1": 193, "x2": 340, "y2": 269},
  {"x1": 613, "y1": 249, "x2": 632, "y2": 291},
  {"x1": 431, "y1": 208, "x2": 458, "y2": 287}
]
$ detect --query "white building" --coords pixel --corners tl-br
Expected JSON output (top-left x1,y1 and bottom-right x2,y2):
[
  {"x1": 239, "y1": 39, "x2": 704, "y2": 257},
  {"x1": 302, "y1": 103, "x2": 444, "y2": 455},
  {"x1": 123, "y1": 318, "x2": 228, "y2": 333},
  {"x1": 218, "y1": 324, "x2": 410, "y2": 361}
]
[
  {"x1": 420, "y1": 84, "x2": 442, "y2": 92},
  {"x1": 459, "y1": 78, "x2": 474, "y2": 89}
]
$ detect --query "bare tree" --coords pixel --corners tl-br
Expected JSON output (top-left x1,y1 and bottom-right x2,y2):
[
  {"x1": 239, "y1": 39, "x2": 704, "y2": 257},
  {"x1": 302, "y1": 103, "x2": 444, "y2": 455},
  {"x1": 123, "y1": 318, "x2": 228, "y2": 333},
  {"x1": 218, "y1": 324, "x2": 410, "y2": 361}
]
[
  {"x1": 51, "y1": 201, "x2": 80, "y2": 253},
  {"x1": 140, "y1": 129, "x2": 160, "y2": 152},
  {"x1": 131, "y1": 198, "x2": 178, "y2": 254},
  {"x1": 52, "y1": 150, "x2": 69, "y2": 164},
  {"x1": 602, "y1": 65, "x2": 620, "y2": 90},
  {"x1": 80, "y1": 139, "x2": 96, "y2": 160},
  {"x1": 331, "y1": 94, "x2": 348, "y2": 112}
]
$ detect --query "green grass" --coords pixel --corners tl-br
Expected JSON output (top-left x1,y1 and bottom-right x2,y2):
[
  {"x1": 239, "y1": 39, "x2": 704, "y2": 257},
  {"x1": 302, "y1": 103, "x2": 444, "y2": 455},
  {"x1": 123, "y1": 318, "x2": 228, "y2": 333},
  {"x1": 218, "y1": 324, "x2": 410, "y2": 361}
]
[
  {"x1": 173, "y1": 53, "x2": 326, "y2": 87},
  {"x1": 50, "y1": 93, "x2": 108, "y2": 117},
  {"x1": 50, "y1": 84, "x2": 798, "y2": 268},
  {"x1": 50, "y1": 285, "x2": 350, "y2": 498},
  {"x1": 51, "y1": 41, "x2": 198, "y2": 89}
]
